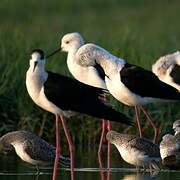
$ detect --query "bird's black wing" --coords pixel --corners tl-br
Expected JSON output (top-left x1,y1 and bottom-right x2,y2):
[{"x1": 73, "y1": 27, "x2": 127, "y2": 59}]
[
  {"x1": 44, "y1": 71, "x2": 132, "y2": 125},
  {"x1": 94, "y1": 62, "x2": 106, "y2": 81},
  {"x1": 170, "y1": 64, "x2": 180, "y2": 84},
  {"x1": 120, "y1": 63, "x2": 180, "y2": 99}
]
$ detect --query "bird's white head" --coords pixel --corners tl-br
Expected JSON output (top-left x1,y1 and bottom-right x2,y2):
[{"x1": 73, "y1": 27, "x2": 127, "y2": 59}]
[
  {"x1": 173, "y1": 119, "x2": 180, "y2": 135},
  {"x1": 61, "y1": 32, "x2": 85, "y2": 52},
  {"x1": 30, "y1": 49, "x2": 45, "y2": 72}
]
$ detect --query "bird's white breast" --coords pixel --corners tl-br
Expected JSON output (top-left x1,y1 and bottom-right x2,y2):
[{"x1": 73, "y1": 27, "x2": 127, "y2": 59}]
[
  {"x1": 105, "y1": 74, "x2": 140, "y2": 106},
  {"x1": 116, "y1": 144, "x2": 159, "y2": 167},
  {"x1": 105, "y1": 73, "x2": 165, "y2": 106},
  {"x1": 26, "y1": 70, "x2": 62, "y2": 115},
  {"x1": 12, "y1": 142, "x2": 34, "y2": 164},
  {"x1": 160, "y1": 143, "x2": 179, "y2": 159},
  {"x1": 116, "y1": 145, "x2": 147, "y2": 166},
  {"x1": 67, "y1": 54, "x2": 107, "y2": 89},
  {"x1": 12, "y1": 142, "x2": 45, "y2": 165}
]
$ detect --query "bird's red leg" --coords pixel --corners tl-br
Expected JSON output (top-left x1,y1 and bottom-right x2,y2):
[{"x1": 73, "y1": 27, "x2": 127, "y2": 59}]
[
  {"x1": 135, "y1": 106, "x2": 143, "y2": 138},
  {"x1": 53, "y1": 114, "x2": 61, "y2": 180},
  {"x1": 101, "y1": 94, "x2": 112, "y2": 171},
  {"x1": 106, "y1": 120, "x2": 112, "y2": 170},
  {"x1": 98, "y1": 119, "x2": 105, "y2": 179},
  {"x1": 139, "y1": 106, "x2": 159, "y2": 143},
  {"x1": 60, "y1": 114, "x2": 74, "y2": 180},
  {"x1": 106, "y1": 120, "x2": 112, "y2": 180}
]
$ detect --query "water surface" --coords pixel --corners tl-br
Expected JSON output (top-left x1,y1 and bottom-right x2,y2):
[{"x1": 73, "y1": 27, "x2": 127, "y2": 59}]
[{"x1": 1, "y1": 148, "x2": 180, "y2": 180}]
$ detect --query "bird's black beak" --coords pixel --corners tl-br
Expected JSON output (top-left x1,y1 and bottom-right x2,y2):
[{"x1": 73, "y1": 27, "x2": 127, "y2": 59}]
[
  {"x1": 105, "y1": 74, "x2": 110, "y2": 79},
  {"x1": 33, "y1": 61, "x2": 38, "y2": 72},
  {"x1": 46, "y1": 48, "x2": 61, "y2": 59}
]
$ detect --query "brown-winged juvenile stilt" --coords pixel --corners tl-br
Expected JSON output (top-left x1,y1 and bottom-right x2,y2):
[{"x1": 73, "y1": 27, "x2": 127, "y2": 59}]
[
  {"x1": 152, "y1": 51, "x2": 180, "y2": 92},
  {"x1": 160, "y1": 119, "x2": 180, "y2": 169},
  {"x1": 106, "y1": 130, "x2": 161, "y2": 174},
  {"x1": 26, "y1": 49, "x2": 132, "y2": 180},
  {"x1": 0, "y1": 130, "x2": 70, "y2": 173},
  {"x1": 47, "y1": 32, "x2": 112, "y2": 169},
  {"x1": 47, "y1": 35, "x2": 180, "y2": 143}
]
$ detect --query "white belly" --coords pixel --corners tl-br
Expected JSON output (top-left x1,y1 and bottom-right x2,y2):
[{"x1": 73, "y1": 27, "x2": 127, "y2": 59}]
[
  {"x1": 12, "y1": 142, "x2": 43, "y2": 165},
  {"x1": 160, "y1": 144, "x2": 179, "y2": 160},
  {"x1": 37, "y1": 88, "x2": 63, "y2": 114},
  {"x1": 26, "y1": 73, "x2": 62, "y2": 115},
  {"x1": 116, "y1": 145, "x2": 159, "y2": 167},
  {"x1": 105, "y1": 74, "x2": 164, "y2": 106},
  {"x1": 105, "y1": 75, "x2": 141, "y2": 106}
]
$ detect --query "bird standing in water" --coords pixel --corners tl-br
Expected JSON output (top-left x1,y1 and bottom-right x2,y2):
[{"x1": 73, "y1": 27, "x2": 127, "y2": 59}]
[
  {"x1": 47, "y1": 34, "x2": 180, "y2": 143},
  {"x1": 47, "y1": 32, "x2": 114, "y2": 169},
  {"x1": 0, "y1": 130, "x2": 70, "y2": 173},
  {"x1": 160, "y1": 119, "x2": 180, "y2": 169},
  {"x1": 26, "y1": 49, "x2": 132, "y2": 180},
  {"x1": 106, "y1": 130, "x2": 161, "y2": 174}
]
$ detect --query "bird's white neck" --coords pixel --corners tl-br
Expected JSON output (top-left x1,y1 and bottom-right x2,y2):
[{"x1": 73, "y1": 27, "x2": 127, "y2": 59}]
[
  {"x1": 28, "y1": 59, "x2": 46, "y2": 74},
  {"x1": 66, "y1": 44, "x2": 83, "y2": 75},
  {"x1": 67, "y1": 42, "x2": 83, "y2": 57},
  {"x1": 26, "y1": 60, "x2": 48, "y2": 101}
]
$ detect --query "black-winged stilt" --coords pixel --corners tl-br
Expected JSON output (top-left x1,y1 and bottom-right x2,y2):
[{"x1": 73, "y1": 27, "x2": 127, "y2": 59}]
[
  {"x1": 152, "y1": 51, "x2": 180, "y2": 92},
  {"x1": 47, "y1": 37, "x2": 180, "y2": 143},
  {"x1": 26, "y1": 49, "x2": 132, "y2": 180},
  {"x1": 0, "y1": 130, "x2": 70, "y2": 173},
  {"x1": 48, "y1": 32, "x2": 112, "y2": 170},
  {"x1": 106, "y1": 130, "x2": 161, "y2": 174}
]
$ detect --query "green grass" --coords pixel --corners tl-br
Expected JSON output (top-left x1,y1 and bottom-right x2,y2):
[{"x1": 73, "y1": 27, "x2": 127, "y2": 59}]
[{"x1": 0, "y1": 0, "x2": 180, "y2": 148}]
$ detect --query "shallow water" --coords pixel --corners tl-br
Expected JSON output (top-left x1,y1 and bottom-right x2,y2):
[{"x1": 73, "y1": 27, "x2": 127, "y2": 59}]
[{"x1": 0, "y1": 148, "x2": 180, "y2": 180}]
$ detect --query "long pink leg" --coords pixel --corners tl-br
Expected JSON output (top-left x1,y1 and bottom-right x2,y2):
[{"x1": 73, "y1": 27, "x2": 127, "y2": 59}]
[
  {"x1": 98, "y1": 120, "x2": 105, "y2": 180},
  {"x1": 107, "y1": 169, "x2": 111, "y2": 180},
  {"x1": 101, "y1": 94, "x2": 112, "y2": 171},
  {"x1": 106, "y1": 120, "x2": 112, "y2": 170},
  {"x1": 53, "y1": 114, "x2": 61, "y2": 180},
  {"x1": 98, "y1": 120, "x2": 106, "y2": 168},
  {"x1": 139, "y1": 106, "x2": 159, "y2": 143},
  {"x1": 135, "y1": 106, "x2": 143, "y2": 138},
  {"x1": 60, "y1": 115, "x2": 74, "y2": 180}
]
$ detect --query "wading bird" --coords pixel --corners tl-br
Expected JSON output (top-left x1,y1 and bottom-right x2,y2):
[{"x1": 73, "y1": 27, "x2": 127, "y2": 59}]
[
  {"x1": 26, "y1": 49, "x2": 132, "y2": 180},
  {"x1": 160, "y1": 119, "x2": 180, "y2": 169},
  {"x1": 48, "y1": 33, "x2": 180, "y2": 143},
  {"x1": 106, "y1": 130, "x2": 161, "y2": 174},
  {"x1": 0, "y1": 130, "x2": 70, "y2": 173},
  {"x1": 47, "y1": 32, "x2": 113, "y2": 169},
  {"x1": 152, "y1": 51, "x2": 180, "y2": 91}
]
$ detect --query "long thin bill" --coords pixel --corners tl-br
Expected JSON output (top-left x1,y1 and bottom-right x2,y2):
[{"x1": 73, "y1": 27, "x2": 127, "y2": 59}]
[{"x1": 46, "y1": 48, "x2": 61, "y2": 59}]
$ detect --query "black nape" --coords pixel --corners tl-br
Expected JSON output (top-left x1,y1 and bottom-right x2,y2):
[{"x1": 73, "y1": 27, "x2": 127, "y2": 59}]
[{"x1": 31, "y1": 49, "x2": 45, "y2": 60}]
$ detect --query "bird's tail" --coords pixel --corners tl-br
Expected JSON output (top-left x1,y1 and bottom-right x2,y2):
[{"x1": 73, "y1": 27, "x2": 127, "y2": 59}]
[
  {"x1": 59, "y1": 155, "x2": 70, "y2": 167},
  {"x1": 92, "y1": 103, "x2": 133, "y2": 126}
]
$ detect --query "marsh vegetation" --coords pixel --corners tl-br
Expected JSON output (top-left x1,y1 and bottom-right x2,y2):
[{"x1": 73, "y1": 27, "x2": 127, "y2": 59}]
[{"x1": 0, "y1": 0, "x2": 180, "y2": 149}]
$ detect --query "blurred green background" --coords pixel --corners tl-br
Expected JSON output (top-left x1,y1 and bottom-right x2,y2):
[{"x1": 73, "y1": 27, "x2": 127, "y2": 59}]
[{"x1": 0, "y1": 0, "x2": 180, "y2": 150}]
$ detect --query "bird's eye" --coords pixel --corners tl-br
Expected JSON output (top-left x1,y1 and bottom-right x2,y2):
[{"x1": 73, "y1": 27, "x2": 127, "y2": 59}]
[{"x1": 66, "y1": 41, "x2": 69, "y2": 44}]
